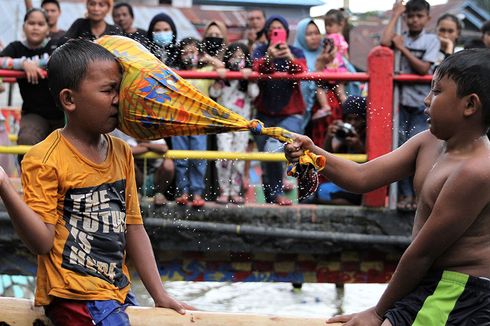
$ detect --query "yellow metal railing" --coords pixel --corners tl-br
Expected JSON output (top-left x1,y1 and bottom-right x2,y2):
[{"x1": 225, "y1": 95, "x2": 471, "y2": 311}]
[{"x1": 0, "y1": 146, "x2": 367, "y2": 163}]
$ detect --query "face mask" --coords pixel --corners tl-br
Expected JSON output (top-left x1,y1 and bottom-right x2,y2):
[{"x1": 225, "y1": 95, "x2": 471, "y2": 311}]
[
  {"x1": 153, "y1": 31, "x2": 173, "y2": 47},
  {"x1": 203, "y1": 37, "x2": 224, "y2": 56},
  {"x1": 227, "y1": 58, "x2": 246, "y2": 71}
]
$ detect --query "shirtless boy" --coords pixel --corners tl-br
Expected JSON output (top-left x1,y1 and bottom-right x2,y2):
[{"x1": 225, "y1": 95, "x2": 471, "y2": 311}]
[{"x1": 286, "y1": 48, "x2": 490, "y2": 325}]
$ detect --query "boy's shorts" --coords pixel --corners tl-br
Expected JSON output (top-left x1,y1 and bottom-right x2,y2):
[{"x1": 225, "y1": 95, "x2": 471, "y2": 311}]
[
  {"x1": 44, "y1": 292, "x2": 137, "y2": 326},
  {"x1": 385, "y1": 270, "x2": 490, "y2": 325}
]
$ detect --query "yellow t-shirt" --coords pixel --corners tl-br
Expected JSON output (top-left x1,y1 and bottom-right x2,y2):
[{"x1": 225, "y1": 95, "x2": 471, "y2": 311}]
[{"x1": 21, "y1": 130, "x2": 143, "y2": 306}]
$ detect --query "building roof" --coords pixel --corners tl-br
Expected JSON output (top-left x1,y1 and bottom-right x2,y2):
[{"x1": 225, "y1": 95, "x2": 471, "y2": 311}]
[{"x1": 193, "y1": 0, "x2": 324, "y2": 7}]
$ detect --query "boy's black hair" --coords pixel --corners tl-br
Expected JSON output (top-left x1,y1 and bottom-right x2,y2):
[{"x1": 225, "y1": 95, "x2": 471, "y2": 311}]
[
  {"x1": 405, "y1": 0, "x2": 430, "y2": 13},
  {"x1": 482, "y1": 20, "x2": 490, "y2": 34},
  {"x1": 47, "y1": 39, "x2": 117, "y2": 109},
  {"x1": 24, "y1": 8, "x2": 48, "y2": 23},
  {"x1": 41, "y1": 0, "x2": 61, "y2": 10},
  {"x1": 113, "y1": 2, "x2": 134, "y2": 19},
  {"x1": 435, "y1": 49, "x2": 490, "y2": 127}
]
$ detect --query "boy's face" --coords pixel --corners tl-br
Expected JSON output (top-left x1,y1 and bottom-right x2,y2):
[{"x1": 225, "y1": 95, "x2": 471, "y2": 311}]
[
  {"x1": 404, "y1": 10, "x2": 430, "y2": 34},
  {"x1": 42, "y1": 3, "x2": 61, "y2": 28},
  {"x1": 424, "y1": 75, "x2": 463, "y2": 139},
  {"x1": 69, "y1": 59, "x2": 121, "y2": 134}
]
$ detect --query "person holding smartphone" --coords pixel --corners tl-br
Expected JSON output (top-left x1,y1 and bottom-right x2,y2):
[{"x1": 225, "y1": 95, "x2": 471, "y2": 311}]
[{"x1": 252, "y1": 15, "x2": 307, "y2": 206}]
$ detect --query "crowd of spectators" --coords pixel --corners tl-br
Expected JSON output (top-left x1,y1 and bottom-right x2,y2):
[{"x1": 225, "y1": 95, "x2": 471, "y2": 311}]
[{"x1": 0, "y1": 0, "x2": 489, "y2": 209}]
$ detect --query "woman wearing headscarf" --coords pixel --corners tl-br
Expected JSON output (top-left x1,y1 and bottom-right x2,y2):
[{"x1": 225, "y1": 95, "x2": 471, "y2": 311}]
[
  {"x1": 147, "y1": 12, "x2": 179, "y2": 68},
  {"x1": 252, "y1": 15, "x2": 307, "y2": 206},
  {"x1": 293, "y1": 18, "x2": 323, "y2": 128},
  {"x1": 201, "y1": 20, "x2": 227, "y2": 69}
]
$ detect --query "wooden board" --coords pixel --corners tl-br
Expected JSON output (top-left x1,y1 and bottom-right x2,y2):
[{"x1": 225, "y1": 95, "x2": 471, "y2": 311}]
[{"x1": 0, "y1": 297, "x2": 342, "y2": 325}]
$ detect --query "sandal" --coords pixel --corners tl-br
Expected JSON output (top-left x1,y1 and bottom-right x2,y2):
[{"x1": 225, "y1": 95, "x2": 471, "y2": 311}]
[
  {"x1": 191, "y1": 195, "x2": 205, "y2": 208},
  {"x1": 175, "y1": 194, "x2": 189, "y2": 206},
  {"x1": 274, "y1": 196, "x2": 293, "y2": 206},
  {"x1": 216, "y1": 194, "x2": 229, "y2": 205},
  {"x1": 153, "y1": 192, "x2": 167, "y2": 207},
  {"x1": 230, "y1": 195, "x2": 245, "y2": 205}
]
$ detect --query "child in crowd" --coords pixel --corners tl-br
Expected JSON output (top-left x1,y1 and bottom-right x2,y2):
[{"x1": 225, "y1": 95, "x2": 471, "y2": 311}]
[
  {"x1": 172, "y1": 37, "x2": 214, "y2": 208},
  {"x1": 287, "y1": 48, "x2": 490, "y2": 326},
  {"x1": 381, "y1": 0, "x2": 440, "y2": 212},
  {"x1": 210, "y1": 42, "x2": 259, "y2": 205},
  {"x1": 435, "y1": 13, "x2": 462, "y2": 63},
  {"x1": 322, "y1": 9, "x2": 349, "y2": 103},
  {"x1": 61, "y1": 0, "x2": 120, "y2": 43},
  {"x1": 0, "y1": 39, "x2": 191, "y2": 324},
  {"x1": 0, "y1": 8, "x2": 64, "y2": 163},
  {"x1": 25, "y1": 0, "x2": 65, "y2": 40}
]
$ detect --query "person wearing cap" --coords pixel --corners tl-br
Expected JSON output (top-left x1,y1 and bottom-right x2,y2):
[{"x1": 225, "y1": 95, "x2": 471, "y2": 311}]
[
  {"x1": 252, "y1": 15, "x2": 307, "y2": 206},
  {"x1": 302, "y1": 95, "x2": 366, "y2": 205}
]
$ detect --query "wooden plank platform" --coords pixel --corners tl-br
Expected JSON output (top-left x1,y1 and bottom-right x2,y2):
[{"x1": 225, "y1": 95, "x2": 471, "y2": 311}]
[{"x1": 0, "y1": 297, "x2": 341, "y2": 326}]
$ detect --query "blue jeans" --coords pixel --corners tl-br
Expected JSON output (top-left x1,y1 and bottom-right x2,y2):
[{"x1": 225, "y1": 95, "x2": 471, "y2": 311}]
[
  {"x1": 172, "y1": 135, "x2": 207, "y2": 196},
  {"x1": 254, "y1": 113, "x2": 303, "y2": 203},
  {"x1": 398, "y1": 104, "x2": 428, "y2": 197}
]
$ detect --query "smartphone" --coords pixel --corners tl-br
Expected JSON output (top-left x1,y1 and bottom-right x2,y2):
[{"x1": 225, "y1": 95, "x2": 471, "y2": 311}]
[
  {"x1": 270, "y1": 29, "x2": 287, "y2": 47},
  {"x1": 323, "y1": 37, "x2": 335, "y2": 53}
]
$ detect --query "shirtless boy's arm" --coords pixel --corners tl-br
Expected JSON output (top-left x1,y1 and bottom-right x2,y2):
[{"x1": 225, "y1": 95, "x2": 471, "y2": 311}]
[
  {"x1": 286, "y1": 132, "x2": 424, "y2": 194},
  {"x1": 126, "y1": 224, "x2": 193, "y2": 313},
  {"x1": 0, "y1": 167, "x2": 54, "y2": 255},
  {"x1": 372, "y1": 163, "x2": 490, "y2": 318}
]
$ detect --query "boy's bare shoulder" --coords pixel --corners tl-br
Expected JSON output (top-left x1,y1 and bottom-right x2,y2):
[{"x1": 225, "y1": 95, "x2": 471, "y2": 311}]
[{"x1": 450, "y1": 144, "x2": 490, "y2": 194}]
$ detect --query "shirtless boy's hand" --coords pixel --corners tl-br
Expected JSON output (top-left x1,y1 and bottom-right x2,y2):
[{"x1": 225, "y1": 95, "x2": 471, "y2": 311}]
[
  {"x1": 284, "y1": 133, "x2": 316, "y2": 163},
  {"x1": 327, "y1": 307, "x2": 382, "y2": 326}
]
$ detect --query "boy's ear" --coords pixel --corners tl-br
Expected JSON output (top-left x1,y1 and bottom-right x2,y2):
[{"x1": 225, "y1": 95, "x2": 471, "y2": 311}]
[
  {"x1": 463, "y1": 93, "x2": 481, "y2": 117},
  {"x1": 59, "y1": 89, "x2": 75, "y2": 112}
]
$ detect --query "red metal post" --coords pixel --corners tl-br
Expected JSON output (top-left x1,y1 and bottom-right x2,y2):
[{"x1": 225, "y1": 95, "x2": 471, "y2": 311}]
[{"x1": 363, "y1": 46, "x2": 394, "y2": 207}]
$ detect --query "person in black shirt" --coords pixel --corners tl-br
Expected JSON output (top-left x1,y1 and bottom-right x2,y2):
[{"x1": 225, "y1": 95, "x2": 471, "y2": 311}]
[
  {"x1": 0, "y1": 8, "x2": 64, "y2": 162},
  {"x1": 61, "y1": 0, "x2": 120, "y2": 44},
  {"x1": 112, "y1": 2, "x2": 146, "y2": 44}
]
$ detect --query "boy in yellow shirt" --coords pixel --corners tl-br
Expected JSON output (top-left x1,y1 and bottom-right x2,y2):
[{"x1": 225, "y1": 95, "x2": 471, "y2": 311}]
[{"x1": 0, "y1": 39, "x2": 191, "y2": 325}]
